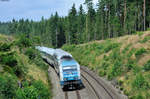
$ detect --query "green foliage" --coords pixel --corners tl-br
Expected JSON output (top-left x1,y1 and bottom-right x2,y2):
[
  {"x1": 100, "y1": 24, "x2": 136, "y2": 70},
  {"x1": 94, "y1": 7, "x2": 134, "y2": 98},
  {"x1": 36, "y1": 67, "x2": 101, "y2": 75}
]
[
  {"x1": 0, "y1": 73, "x2": 17, "y2": 99},
  {"x1": 32, "y1": 80, "x2": 50, "y2": 99},
  {"x1": 108, "y1": 60, "x2": 123, "y2": 80},
  {"x1": 140, "y1": 36, "x2": 150, "y2": 43},
  {"x1": 132, "y1": 74, "x2": 149, "y2": 89},
  {"x1": 125, "y1": 59, "x2": 135, "y2": 71},
  {"x1": 143, "y1": 60, "x2": 150, "y2": 71},
  {"x1": 13, "y1": 58, "x2": 27, "y2": 77},
  {"x1": 62, "y1": 44, "x2": 76, "y2": 52},
  {"x1": 130, "y1": 94, "x2": 144, "y2": 99},
  {"x1": 122, "y1": 44, "x2": 131, "y2": 54},
  {"x1": 0, "y1": 43, "x2": 11, "y2": 51},
  {"x1": 16, "y1": 35, "x2": 32, "y2": 47},
  {"x1": 16, "y1": 80, "x2": 50, "y2": 99},
  {"x1": 103, "y1": 42, "x2": 120, "y2": 53},
  {"x1": 25, "y1": 48, "x2": 36, "y2": 60},
  {"x1": 127, "y1": 48, "x2": 136, "y2": 58},
  {"x1": 136, "y1": 31, "x2": 144, "y2": 36},
  {"x1": 16, "y1": 86, "x2": 38, "y2": 99},
  {"x1": 135, "y1": 48, "x2": 147, "y2": 58},
  {"x1": 0, "y1": 52, "x2": 17, "y2": 67}
]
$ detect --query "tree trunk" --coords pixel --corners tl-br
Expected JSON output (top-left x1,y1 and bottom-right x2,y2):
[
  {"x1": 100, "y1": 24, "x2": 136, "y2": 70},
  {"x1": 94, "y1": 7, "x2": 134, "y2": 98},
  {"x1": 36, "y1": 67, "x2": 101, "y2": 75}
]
[
  {"x1": 108, "y1": 2, "x2": 111, "y2": 38},
  {"x1": 56, "y1": 27, "x2": 58, "y2": 47},
  {"x1": 124, "y1": 0, "x2": 127, "y2": 32},
  {"x1": 143, "y1": 0, "x2": 146, "y2": 31}
]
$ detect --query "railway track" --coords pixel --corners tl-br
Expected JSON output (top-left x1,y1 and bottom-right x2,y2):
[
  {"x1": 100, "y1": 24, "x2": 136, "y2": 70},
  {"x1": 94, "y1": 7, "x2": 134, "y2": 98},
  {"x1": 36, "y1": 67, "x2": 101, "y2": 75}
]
[
  {"x1": 81, "y1": 67, "x2": 114, "y2": 99},
  {"x1": 64, "y1": 90, "x2": 81, "y2": 99},
  {"x1": 81, "y1": 74, "x2": 102, "y2": 99},
  {"x1": 76, "y1": 90, "x2": 81, "y2": 99},
  {"x1": 64, "y1": 92, "x2": 68, "y2": 99},
  {"x1": 64, "y1": 66, "x2": 114, "y2": 99}
]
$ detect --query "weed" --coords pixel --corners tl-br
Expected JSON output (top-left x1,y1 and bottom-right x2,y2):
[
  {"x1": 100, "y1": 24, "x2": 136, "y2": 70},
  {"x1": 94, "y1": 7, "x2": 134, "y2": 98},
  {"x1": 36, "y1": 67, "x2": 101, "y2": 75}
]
[
  {"x1": 143, "y1": 60, "x2": 150, "y2": 71},
  {"x1": 132, "y1": 74, "x2": 148, "y2": 90},
  {"x1": 135, "y1": 48, "x2": 147, "y2": 58},
  {"x1": 140, "y1": 36, "x2": 150, "y2": 43},
  {"x1": 0, "y1": 43, "x2": 12, "y2": 51},
  {"x1": 136, "y1": 31, "x2": 144, "y2": 36}
]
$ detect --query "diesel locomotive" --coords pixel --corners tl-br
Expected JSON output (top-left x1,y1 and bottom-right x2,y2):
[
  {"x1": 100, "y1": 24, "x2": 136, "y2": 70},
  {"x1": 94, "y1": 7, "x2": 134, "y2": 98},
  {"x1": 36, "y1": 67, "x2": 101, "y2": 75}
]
[{"x1": 36, "y1": 46, "x2": 81, "y2": 89}]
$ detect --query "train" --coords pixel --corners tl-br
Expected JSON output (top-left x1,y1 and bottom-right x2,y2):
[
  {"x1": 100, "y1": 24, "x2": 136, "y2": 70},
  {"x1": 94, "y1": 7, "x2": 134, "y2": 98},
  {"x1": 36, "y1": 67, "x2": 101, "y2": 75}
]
[{"x1": 36, "y1": 46, "x2": 82, "y2": 89}]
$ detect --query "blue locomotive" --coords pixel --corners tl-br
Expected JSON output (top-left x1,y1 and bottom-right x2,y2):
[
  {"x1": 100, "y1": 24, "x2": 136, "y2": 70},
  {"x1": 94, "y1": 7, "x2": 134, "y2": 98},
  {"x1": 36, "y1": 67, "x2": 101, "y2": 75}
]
[{"x1": 36, "y1": 46, "x2": 81, "y2": 89}]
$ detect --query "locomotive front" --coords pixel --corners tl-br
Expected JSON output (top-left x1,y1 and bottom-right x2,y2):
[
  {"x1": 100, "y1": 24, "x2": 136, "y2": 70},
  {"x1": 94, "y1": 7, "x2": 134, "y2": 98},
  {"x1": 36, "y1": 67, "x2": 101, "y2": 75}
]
[{"x1": 59, "y1": 56, "x2": 81, "y2": 89}]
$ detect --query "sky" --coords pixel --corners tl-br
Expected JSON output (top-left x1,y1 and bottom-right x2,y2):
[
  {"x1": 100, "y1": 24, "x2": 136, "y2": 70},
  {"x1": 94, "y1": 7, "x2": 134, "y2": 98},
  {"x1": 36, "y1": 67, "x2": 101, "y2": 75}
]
[{"x1": 0, "y1": 0, "x2": 98, "y2": 22}]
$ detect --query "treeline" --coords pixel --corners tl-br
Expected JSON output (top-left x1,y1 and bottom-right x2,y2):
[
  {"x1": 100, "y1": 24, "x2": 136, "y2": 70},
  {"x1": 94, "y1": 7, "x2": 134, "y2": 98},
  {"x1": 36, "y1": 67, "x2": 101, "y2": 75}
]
[{"x1": 1, "y1": 0, "x2": 150, "y2": 47}]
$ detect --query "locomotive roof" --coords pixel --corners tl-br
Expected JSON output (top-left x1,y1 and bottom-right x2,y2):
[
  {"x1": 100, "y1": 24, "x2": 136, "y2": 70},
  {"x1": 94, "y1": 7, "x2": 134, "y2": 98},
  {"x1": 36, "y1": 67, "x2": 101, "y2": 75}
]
[
  {"x1": 35, "y1": 46, "x2": 55, "y2": 55},
  {"x1": 35, "y1": 46, "x2": 73, "y2": 60},
  {"x1": 54, "y1": 49, "x2": 72, "y2": 60}
]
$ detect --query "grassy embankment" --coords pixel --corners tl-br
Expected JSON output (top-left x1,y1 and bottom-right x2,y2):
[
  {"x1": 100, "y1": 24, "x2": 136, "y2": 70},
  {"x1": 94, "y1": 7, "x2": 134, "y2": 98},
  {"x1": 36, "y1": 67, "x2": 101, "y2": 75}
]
[
  {"x1": 0, "y1": 34, "x2": 52, "y2": 99},
  {"x1": 62, "y1": 31, "x2": 150, "y2": 99}
]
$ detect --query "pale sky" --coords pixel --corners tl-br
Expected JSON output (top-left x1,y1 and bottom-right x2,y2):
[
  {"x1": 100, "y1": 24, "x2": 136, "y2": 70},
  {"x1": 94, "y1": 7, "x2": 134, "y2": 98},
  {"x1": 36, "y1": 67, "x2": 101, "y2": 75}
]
[{"x1": 0, "y1": 0, "x2": 98, "y2": 22}]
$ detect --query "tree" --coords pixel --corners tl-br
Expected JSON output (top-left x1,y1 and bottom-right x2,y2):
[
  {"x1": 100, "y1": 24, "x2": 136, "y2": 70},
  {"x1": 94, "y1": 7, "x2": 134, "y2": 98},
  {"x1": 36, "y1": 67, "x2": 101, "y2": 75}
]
[{"x1": 67, "y1": 3, "x2": 78, "y2": 44}]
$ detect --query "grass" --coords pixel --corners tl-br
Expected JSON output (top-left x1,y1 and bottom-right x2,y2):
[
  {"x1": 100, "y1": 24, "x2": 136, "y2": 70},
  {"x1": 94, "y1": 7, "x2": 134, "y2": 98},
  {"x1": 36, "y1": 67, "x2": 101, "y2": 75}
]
[{"x1": 62, "y1": 31, "x2": 150, "y2": 99}]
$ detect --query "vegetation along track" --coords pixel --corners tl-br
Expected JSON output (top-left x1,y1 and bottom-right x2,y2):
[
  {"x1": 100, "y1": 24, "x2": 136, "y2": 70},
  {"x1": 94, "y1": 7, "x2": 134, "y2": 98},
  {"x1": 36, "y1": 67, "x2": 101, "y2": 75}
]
[{"x1": 81, "y1": 66, "x2": 114, "y2": 99}]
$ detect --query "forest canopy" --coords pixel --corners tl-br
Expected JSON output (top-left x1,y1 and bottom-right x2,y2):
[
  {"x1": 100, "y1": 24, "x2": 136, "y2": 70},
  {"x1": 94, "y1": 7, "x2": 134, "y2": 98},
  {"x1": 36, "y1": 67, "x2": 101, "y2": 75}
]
[{"x1": 0, "y1": 0, "x2": 149, "y2": 47}]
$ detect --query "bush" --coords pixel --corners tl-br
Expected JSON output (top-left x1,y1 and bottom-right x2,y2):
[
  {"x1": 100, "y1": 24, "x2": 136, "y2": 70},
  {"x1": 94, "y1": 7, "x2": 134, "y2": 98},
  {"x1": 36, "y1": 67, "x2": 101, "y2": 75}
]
[
  {"x1": 127, "y1": 48, "x2": 136, "y2": 58},
  {"x1": 62, "y1": 44, "x2": 76, "y2": 52},
  {"x1": 16, "y1": 80, "x2": 50, "y2": 99},
  {"x1": 0, "y1": 52, "x2": 17, "y2": 67},
  {"x1": 135, "y1": 48, "x2": 147, "y2": 57},
  {"x1": 136, "y1": 31, "x2": 144, "y2": 36},
  {"x1": 132, "y1": 74, "x2": 148, "y2": 89},
  {"x1": 25, "y1": 48, "x2": 36, "y2": 60},
  {"x1": 140, "y1": 36, "x2": 150, "y2": 43},
  {"x1": 16, "y1": 35, "x2": 32, "y2": 47},
  {"x1": 16, "y1": 86, "x2": 38, "y2": 99},
  {"x1": 125, "y1": 59, "x2": 135, "y2": 71},
  {"x1": 143, "y1": 60, "x2": 150, "y2": 71},
  {"x1": 32, "y1": 80, "x2": 50, "y2": 99},
  {"x1": 0, "y1": 73, "x2": 18, "y2": 99},
  {"x1": 13, "y1": 60, "x2": 27, "y2": 77},
  {"x1": 0, "y1": 43, "x2": 11, "y2": 51},
  {"x1": 104, "y1": 42, "x2": 120, "y2": 53}
]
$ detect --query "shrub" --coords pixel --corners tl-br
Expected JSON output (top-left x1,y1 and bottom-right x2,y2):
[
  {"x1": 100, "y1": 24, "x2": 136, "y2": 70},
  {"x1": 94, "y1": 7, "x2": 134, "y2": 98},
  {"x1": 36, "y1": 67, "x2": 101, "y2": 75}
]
[
  {"x1": 136, "y1": 31, "x2": 144, "y2": 36},
  {"x1": 32, "y1": 80, "x2": 50, "y2": 99},
  {"x1": 0, "y1": 73, "x2": 18, "y2": 99},
  {"x1": 131, "y1": 94, "x2": 144, "y2": 99},
  {"x1": 111, "y1": 60, "x2": 122, "y2": 77},
  {"x1": 132, "y1": 74, "x2": 148, "y2": 89},
  {"x1": 0, "y1": 52, "x2": 17, "y2": 67},
  {"x1": 62, "y1": 44, "x2": 76, "y2": 52},
  {"x1": 104, "y1": 43, "x2": 120, "y2": 53},
  {"x1": 16, "y1": 86, "x2": 38, "y2": 99},
  {"x1": 25, "y1": 48, "x2": 36, "y2": 60},
  {"x1": 0, "y1": 43, "x2": 11, "y2": 51},
  {"x1": 16, "y1": 80, "x2": 50, "y2": 99},
  {"x1": 125, "y1": 59, "x2": 135, "y2": 71},
  {"x1": 143, "y1": 60, "x2": 150, "y2": 71},
  {"x1": 135, "y1": 48, "x2": 147, "y2": 57},
  {"x1": 13, "y1": 60, "x2": 27, "y2": 77},
  {"x1": 16, "y1": 35, "x2": 32, "y2": 47},
  {"x1": 140, "y1": 36, "x2": 150, "y2": 43},
  {"x1": 122, "y1": 44, "x2": 131, "y2": 54},
  {"x1": 127, "y1": 48, "x2": 136, "y2": 58}
]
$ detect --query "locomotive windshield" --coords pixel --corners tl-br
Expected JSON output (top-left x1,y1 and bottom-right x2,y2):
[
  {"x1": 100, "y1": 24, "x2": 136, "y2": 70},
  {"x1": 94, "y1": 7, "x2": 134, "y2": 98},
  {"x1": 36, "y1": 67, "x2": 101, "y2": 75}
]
[{"x1": 61, "y1": 58, "x2": 78, "y2": 72}]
